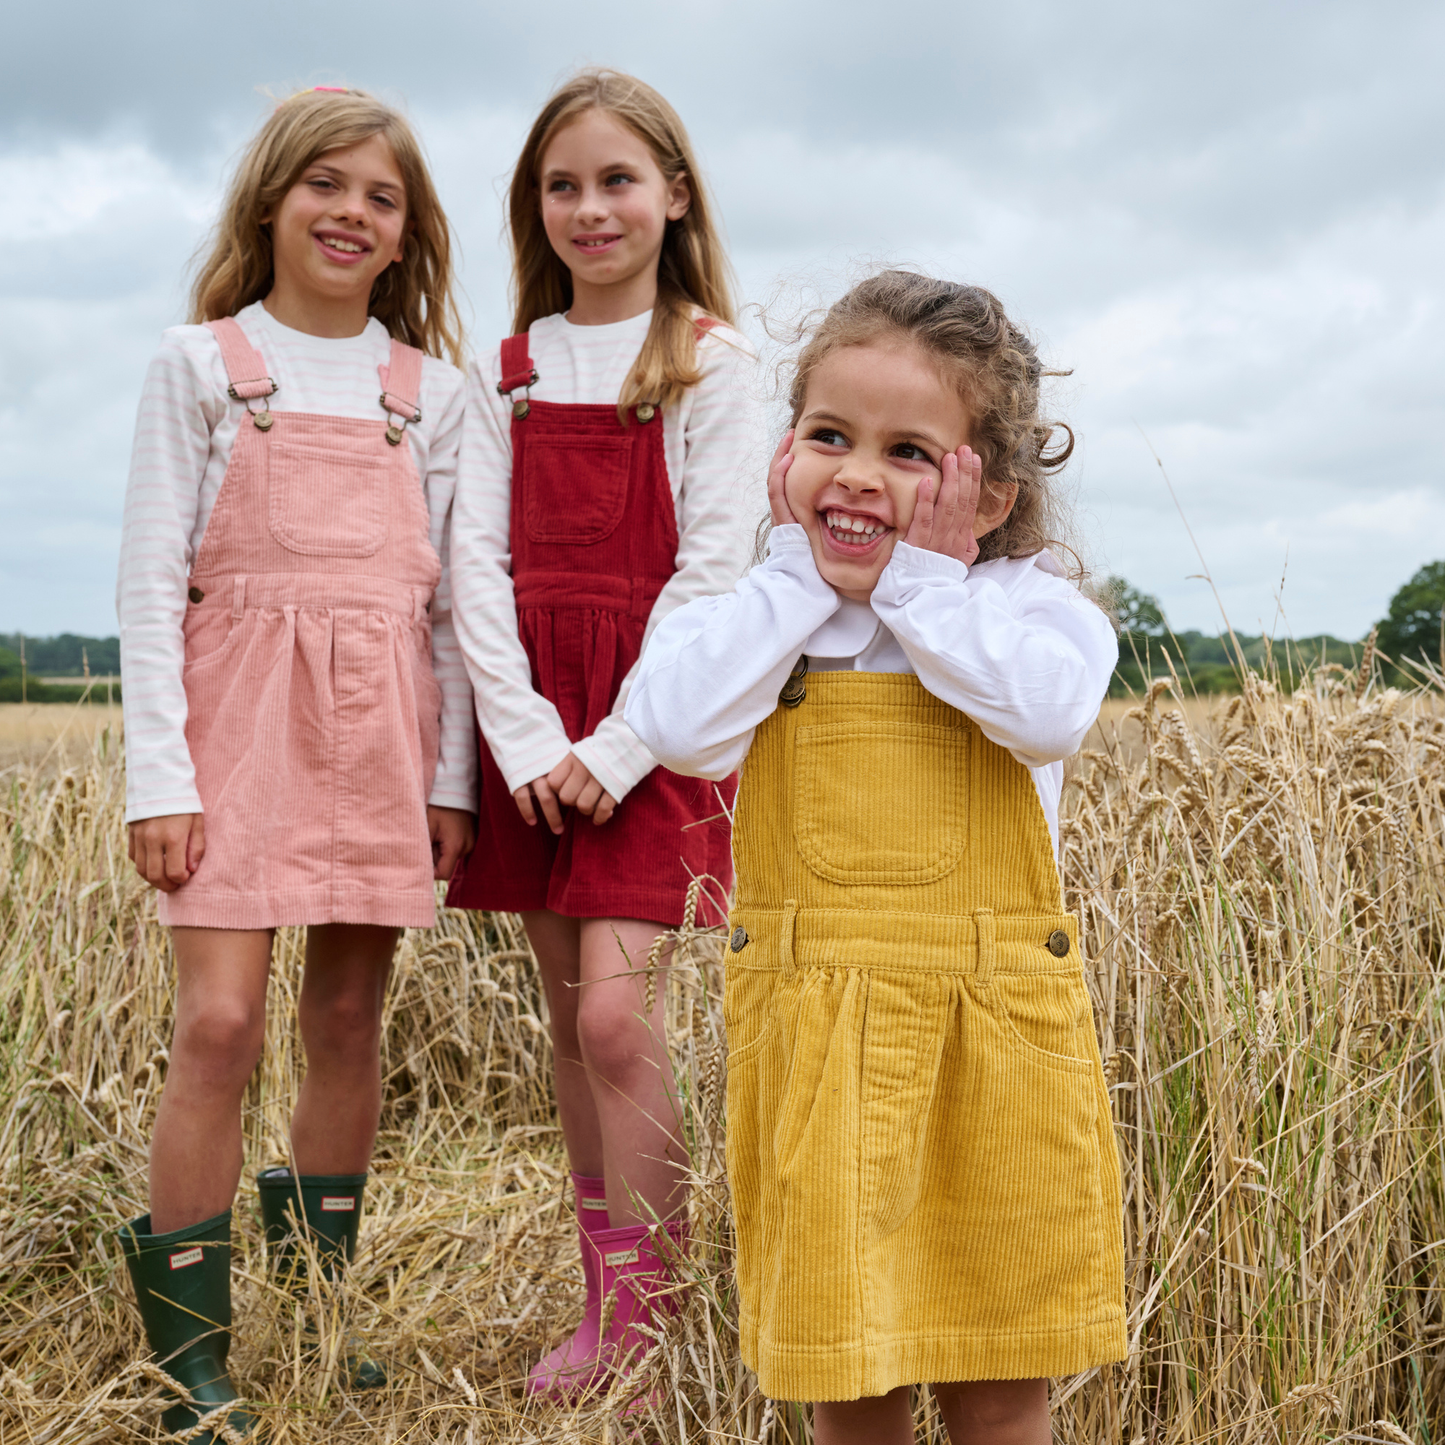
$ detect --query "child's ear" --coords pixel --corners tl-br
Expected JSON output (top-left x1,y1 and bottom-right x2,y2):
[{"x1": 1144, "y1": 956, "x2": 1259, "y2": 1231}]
[
  {"x1": 974, "y1": 480, "x2": 1018, "y2": 538},
  {"x1": 666, "y1": 172, "x2": 692, "y2": 222}
]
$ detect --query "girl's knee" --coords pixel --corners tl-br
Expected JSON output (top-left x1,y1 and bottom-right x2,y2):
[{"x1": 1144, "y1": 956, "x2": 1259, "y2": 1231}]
[
  {"x1": 932, "y1": 1377, "x2": 1048, "y2": 1433},
  {"x1": 299, "y1": 985, "x2": 383, "y2": 1056},
  {"x1": 174, "y1": 999, "x2": 265, "y2": 1081},
  {"x1": 575, "y1": 988, "x2": 660, "y2": 1082}
]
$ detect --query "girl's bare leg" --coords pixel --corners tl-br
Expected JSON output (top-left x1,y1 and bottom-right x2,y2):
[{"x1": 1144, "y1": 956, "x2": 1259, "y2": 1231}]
[
  {"x1": 149, "y1": 927, "x2": 274, "y2": 1232},
  {"x1": 577, "y1": 917, "x2": 684, "y2": 1225},
  {"x1": 932, "y1": 1379, "x2": 1050, "y2": 1445},
  {"x1": 522, "y1": 909, "x2": 604, "y2": 1178},
  {"x1": 289, "y1": 924, "x2": 398, "y2": 1174},
  {"x1": 814, "y1": 1388, "x2": 915, "y2": 1445}
]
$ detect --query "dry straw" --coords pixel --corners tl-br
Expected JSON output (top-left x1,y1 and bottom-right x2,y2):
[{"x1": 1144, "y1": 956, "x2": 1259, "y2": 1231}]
[{"x1": 2, "y1": 661, "x2": 1443, "y2": 1442}]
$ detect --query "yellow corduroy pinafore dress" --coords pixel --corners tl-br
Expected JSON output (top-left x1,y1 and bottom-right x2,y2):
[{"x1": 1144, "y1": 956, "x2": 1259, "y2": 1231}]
[{"x1": 724, "y1": 671, "x2": 1126, "y2": 1402}]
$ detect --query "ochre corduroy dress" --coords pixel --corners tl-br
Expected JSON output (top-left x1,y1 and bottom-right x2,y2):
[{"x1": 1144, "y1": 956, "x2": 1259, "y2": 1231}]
[{"x1": 724, "y1": 671, "x2": 1126, "y2": 1402}]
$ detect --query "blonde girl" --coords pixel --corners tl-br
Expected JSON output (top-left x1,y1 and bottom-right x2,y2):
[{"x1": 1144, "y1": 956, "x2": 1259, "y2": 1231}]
[
  {"x1": 115, "y1": 88, "x2": 475, "y2": 1438},
  {"x1": 447, "y1": 69, "x2": 757, "y2": 1397},
  {"x1": 627, "y1": 271, "x2": 1126, "y2": 1444}
]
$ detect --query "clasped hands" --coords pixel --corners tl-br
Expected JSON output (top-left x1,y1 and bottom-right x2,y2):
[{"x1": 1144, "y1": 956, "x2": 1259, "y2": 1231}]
[{"x1": 514, "y1": 751, "x2": 617, "y2": 834}]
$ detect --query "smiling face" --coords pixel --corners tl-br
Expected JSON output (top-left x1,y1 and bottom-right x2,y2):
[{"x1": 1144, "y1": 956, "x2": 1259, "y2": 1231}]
[
  {"x1": 785, "y1": 338, "x2": 1013, "y2": 600},
  {"x1": 266, "y1": 133, "x2": 407, "y2": 325},
  {"x1": 538, "y1": 108, "x2": 690, "y2": 320}
]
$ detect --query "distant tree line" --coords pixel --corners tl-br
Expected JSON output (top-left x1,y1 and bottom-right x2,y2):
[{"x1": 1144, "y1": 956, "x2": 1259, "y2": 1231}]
[
  {"x1": 0, "y1": 633, "x2": 121, "y2": 703},
  {"x1": 5, "y1": 561, "x2": 1445, "y2": 706},
  {"x1": 1105, "y1": 559, "x2": 1445, "y2": 696}
]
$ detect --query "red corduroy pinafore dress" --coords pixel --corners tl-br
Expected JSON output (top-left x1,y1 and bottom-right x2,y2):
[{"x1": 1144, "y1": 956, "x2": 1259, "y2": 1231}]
[{"x1": 447, "y1": 329, "x2": 735, "y2": 927}]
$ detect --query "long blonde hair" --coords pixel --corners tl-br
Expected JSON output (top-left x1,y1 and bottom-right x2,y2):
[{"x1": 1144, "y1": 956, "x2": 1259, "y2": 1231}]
[
  {"x1": 507, "y1": 69, "x2": 736, "y2": 417},
  {"x1": 189, "y1": 88, "x2": 464, "y2": 368}
]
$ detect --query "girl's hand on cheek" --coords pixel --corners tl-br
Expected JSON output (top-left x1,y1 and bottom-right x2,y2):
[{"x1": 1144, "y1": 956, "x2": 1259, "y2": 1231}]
[
  {"x1": 766, "y1": 430, "x2": 799, "y2": 527},
  {"x1": 904, "y1": 446, "x2": 982, "y2": 566}
]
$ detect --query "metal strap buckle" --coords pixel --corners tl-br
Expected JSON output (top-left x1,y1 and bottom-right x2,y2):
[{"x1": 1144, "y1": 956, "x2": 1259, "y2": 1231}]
[
  {"x1": 227, "y1": 378, "x2": 277, "y2": 400},
  {"x1": 495, "y1": 369, "x2": 538, "y2": 397}
]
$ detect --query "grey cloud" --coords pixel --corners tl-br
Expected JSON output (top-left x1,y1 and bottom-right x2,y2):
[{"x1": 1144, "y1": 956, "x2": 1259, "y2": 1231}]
[{"x1": 1, "y1": 0, "x2": 1442, "y2": 639}]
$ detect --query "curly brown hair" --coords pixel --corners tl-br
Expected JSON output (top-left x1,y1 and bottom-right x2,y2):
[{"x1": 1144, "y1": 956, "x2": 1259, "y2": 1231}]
[{"x1": 787, "y1": 269, "x2": 1077, "y2": 570}]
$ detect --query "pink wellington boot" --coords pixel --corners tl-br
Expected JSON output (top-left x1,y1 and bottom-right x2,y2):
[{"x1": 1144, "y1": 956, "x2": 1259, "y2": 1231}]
[
  {"x1": 526, "y1": 1173, "x2": 611, "y2": 1396},
  {"x1": 592, "y1": 1219, "x2": 688, "y2": 1407}
]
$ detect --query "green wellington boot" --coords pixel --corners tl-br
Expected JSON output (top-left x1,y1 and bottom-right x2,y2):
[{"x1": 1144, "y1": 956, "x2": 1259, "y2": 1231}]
[
  {"x1": 119, "y1": 1210, "x2": 259, "y2": 1441},
  {"x1": 256, "y1": 1168, "x2": 386, "y2": 1389}
]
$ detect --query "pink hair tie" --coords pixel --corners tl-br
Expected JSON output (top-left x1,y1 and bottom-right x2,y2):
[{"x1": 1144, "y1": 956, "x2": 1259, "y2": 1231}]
[{"x1": 311, "y1": 86, "x2": 348, "y2": 93}]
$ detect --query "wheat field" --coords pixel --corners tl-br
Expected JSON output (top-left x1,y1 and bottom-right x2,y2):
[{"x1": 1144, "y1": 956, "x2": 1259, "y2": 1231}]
[{"x1": 2, "y1": 669, "x2": 1443, "y2": 1443}]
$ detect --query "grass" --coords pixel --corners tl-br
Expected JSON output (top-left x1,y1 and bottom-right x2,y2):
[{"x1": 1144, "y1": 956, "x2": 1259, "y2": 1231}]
[{"x1": 2, "y1": 668, "x2": 1443, "y2": 1443}]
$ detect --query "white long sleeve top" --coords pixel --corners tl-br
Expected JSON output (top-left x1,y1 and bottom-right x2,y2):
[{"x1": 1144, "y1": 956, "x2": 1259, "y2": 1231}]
[
  {"x1": 450, "y1": 310, "x2": 760, "y2": 803},
  {"x1": 624, "y1": 524, "x2": 1119, "y2": 854},
  {"x1": 116, "y1": 301, "x2": 475, "y2": 824}
]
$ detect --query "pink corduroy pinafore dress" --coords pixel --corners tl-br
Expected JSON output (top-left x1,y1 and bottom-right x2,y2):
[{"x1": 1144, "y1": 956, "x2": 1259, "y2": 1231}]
[{"x1": 158, "y1": 316, "x2": 444, "y2": 932}]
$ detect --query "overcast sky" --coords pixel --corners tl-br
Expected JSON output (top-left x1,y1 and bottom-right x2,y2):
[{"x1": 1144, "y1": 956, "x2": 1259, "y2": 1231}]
[{"x1": 3, "y1": 0, "x2": 1442, "y2": 641}]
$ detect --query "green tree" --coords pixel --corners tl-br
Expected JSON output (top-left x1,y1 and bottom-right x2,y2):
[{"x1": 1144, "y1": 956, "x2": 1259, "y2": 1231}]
[
  {"x1": 0, "y1": 645, "x2": 20, "y2": 680},
  {"x1": 1376, "y1": 560, "x2": 1445, "y2": 677},
  {"x1": 1102, "y1": 576, "x2": 1167, "y2": 638}
]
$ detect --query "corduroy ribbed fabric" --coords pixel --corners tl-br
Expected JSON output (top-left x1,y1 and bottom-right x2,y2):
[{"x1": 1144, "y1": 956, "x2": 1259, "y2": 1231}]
[
  {"x1": 725, "y1": 672, "x2": 1126, "y2": 1402},
  {"x1": 159, "y1": 318, "x2": 443, "y2": 930},
  {"x1": 446, "y1": 332, "x2": 735, "y2": 926}
]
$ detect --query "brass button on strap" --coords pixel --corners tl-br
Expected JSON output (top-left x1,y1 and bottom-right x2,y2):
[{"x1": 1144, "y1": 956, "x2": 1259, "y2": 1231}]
[
  {"x1": 512, "y1": 399, "x2": 530, "y2": 419},
  {"x1": 778, "y1": 655, "x2": 808, "y2": 708},
  {"x1": 730, "y1": 926, "x2": 749, "y2": 953},
  {"x1": 187, "y1": 586, "x2": 205, "y2": 605},
  {"x1": 1047, "y1": 929, "x2": 1071, "y2": 958},
  {"x1": 636, "y1": 402, "x2": 656, "y2": 423}
]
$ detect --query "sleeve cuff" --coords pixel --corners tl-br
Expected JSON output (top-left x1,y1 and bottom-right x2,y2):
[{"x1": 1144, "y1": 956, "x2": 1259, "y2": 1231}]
[
  {"x1": 884, "y1": 542, "x2": 971, "y2": 582},
  {"x1": 571, "y1": 732, "x2": 655, "y2": 804},
  {"x1": 125, "y1": 793, "x2": 204, "y2": 825}
]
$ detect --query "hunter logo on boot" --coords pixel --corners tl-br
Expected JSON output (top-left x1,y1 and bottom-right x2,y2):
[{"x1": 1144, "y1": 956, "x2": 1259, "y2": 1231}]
[
  {"x1": 168, "y1": 1247, "x2": 204, "y2": 1270},
  {"x1": 320, "y1": 1196, "x2": 355, "y2": 1211},
  {"x1": 604, "y1": 1247, "x2": 641, "y2": 1267},
  {"x1": 579, "y1": 1196, "x2": 609, "y2": 1211}
]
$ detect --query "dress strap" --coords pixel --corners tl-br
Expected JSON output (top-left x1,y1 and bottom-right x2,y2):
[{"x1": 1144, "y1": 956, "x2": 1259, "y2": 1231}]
[
  {"x1": 205, "y1": 318, "x2": 278, "y2": 401},
  {"x1": 693, "y1": 315, "x2": 720, "y2": 339},
  {"x1": 378, "y1": 340, "x2": 424, "y2": 423},
  {"x1": 497, "y1": 333, "x2": 538, "y2": 395}
]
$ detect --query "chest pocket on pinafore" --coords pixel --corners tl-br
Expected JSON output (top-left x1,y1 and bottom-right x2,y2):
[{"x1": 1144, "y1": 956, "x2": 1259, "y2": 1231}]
[
  {"x1": 521, "y1": 432, "x2": 635, "y2": 546},
  {"x1": 268, "y1": 435, "x2": 392, "y2": 558},
  {"x1": 793, "y1": 717, "x2": 969, "y2": 885}
]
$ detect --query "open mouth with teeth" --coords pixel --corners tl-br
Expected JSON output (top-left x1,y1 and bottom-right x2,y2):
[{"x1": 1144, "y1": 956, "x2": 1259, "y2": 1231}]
[
  {"x1": 314, "y1": 232, "x2": 371, "y2": 260},
  {"x1": 822, "y1": 508, "x2": 891, "y2": 550}
]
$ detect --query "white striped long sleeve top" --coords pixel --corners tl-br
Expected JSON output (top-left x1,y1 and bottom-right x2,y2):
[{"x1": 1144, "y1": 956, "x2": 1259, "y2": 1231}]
[
  {"x1": 115, "y1": 301, "x2": 476, "y2": 824},
  {"x1": 450, "y1": 310, "x2": 761, "y2": 803}
]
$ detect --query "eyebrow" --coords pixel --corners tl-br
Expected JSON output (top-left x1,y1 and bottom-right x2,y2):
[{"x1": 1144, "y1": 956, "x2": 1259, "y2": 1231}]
[
  {"x1": 542, "y1": 160, "x2": 639, "y2": 179},
  {"x1": 802, "y1": 408, "x2": 948, "y2": 453}
]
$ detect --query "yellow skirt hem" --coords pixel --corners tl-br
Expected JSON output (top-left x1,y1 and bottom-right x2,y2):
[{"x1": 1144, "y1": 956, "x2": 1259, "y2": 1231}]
[{"x1": 742, "y1": 1314, "x2": 1128, "y2": 1402}]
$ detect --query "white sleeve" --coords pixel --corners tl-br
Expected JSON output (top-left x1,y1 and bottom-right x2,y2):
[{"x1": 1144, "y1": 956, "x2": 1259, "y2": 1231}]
[
  {"x1": 624, "y1": 525, "x2": 839, "y2": 779},
  {"x1": 870, "y1": 543, "x2": 1118, "y2": 767},
  {"x1": 573, "y1": 328, "x2": 761, "y2": 801},
  {"x1": 419, "y1": 370, "x2": 478, "y2": 811},
  {"x1": 449, "y1": 359, "x2": 573, "y2": 795},
  {"x1": 116, "y1": 334, "x2": 221, "y2": 823}
]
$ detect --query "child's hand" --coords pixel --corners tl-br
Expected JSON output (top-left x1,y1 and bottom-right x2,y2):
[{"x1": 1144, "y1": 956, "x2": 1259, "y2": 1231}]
[
  {"x1": 427, "y1": 805, "x2": 476, "y2": 881},
  {"x1": 766, "y1": 429, "x2": 799, "y2": 527},
  {"x1": 128, "y1": 813, "x2": 205, "y2": 892},
  {"x1": 904, "y1": 445, "x2": 983, "y2": 566},
  {"x1": 513, "y1": 753, "x2": 618, "y2": 833}
]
